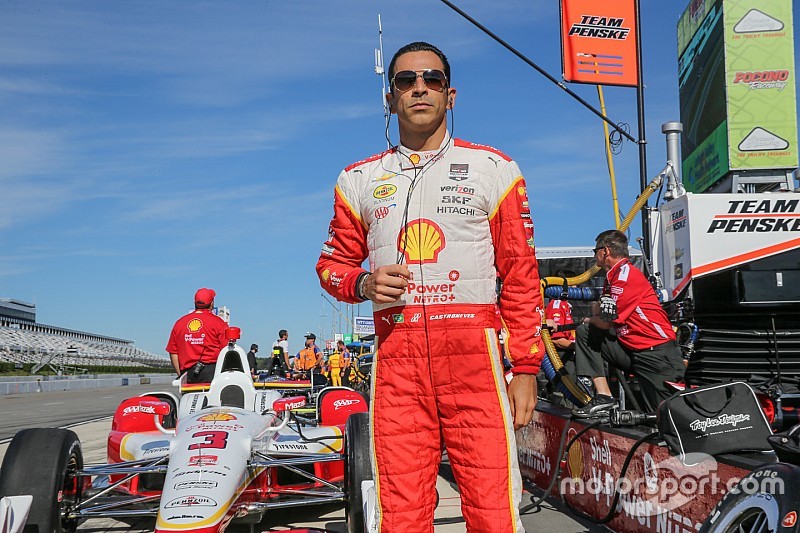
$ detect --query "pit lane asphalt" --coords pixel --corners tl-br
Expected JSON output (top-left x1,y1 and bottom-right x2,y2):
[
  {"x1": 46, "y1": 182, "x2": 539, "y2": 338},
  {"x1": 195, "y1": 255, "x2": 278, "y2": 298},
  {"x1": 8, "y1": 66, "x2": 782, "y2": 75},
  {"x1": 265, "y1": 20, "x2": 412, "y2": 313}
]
[{"x1": 0, "y1": 386, "x2": 605, "y2": 532}]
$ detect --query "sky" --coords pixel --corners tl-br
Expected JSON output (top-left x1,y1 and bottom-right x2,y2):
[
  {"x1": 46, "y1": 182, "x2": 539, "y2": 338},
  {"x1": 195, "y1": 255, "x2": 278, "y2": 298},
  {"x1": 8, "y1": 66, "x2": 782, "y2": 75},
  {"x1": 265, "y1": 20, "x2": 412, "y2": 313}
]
[{"x1": 1, "y1": 1, "x2": 798, "y2": 357}]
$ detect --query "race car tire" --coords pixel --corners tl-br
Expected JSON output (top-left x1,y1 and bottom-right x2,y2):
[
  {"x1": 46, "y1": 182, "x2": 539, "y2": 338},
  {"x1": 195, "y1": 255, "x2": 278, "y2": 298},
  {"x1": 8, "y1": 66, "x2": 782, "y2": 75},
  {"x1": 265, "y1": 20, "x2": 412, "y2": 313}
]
[
  {"x1": 345, "y1": 412, "x2": 371, "y2": 533},
  {"x1": 699, "y1": 463, "x2": 800, "y2": 532},
  {"x1": 0, "y1": 428, "x2": 83, "y2": 533}
]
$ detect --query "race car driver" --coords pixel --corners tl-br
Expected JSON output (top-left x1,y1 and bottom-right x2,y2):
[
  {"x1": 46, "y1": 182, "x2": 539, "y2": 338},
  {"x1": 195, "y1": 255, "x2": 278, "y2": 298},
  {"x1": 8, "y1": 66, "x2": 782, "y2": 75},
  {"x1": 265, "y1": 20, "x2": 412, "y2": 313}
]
[
  {"x1": 166, "y1": 288, "x2": 228, "y2": 384},
  {"x1": 316, "y1": 41, "x2": 545, "y2": 532}
]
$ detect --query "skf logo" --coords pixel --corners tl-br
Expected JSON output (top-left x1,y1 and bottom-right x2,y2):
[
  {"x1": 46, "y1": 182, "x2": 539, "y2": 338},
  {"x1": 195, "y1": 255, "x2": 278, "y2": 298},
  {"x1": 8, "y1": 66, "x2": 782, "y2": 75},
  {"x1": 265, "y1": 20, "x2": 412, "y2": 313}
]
[
  {"x1": 373, "y1": 184, "x2": 397, "y2": 199},
  {"x1": 782, "y1": 511, "x2": 797, "y2": 527},
  {"x1": 397, "y1": 218, "x2": 446, "y2": 264},
  {"x1": 568, "y1": 15, "x2": 630, "y2": 40},
  {"x1": 198, "y1": 413, "x2": 237, "y2": 422},
  {"x1": 187, "y1": 319, "x2": 203, "y2": 332}
]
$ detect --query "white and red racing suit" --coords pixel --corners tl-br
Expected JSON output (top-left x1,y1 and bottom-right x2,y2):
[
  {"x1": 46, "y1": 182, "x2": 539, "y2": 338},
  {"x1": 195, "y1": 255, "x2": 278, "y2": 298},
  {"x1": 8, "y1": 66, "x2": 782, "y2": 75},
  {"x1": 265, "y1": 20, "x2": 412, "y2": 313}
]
[{"x1": 316, "y1": 135, "x2": 544, "y2": 532}]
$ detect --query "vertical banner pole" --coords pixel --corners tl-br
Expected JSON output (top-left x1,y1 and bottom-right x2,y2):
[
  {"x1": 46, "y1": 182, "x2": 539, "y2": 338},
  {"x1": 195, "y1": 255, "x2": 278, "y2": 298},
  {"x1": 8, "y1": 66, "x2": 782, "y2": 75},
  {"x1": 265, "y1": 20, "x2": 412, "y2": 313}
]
[{"x1": 634, "y1": 0, "x2": 651, "y2": 261}]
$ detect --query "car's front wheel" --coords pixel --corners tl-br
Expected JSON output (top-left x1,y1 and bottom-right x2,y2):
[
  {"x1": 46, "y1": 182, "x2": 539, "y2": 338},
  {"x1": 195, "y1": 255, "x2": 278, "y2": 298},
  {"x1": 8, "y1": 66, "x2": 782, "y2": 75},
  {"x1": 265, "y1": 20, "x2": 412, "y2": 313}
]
[
  {"x1": 0, "y1": 428, "x2": 84, "y2": 533},
  {"x1": 345, "y1": 412, "x2": 371, "y2": 533}
]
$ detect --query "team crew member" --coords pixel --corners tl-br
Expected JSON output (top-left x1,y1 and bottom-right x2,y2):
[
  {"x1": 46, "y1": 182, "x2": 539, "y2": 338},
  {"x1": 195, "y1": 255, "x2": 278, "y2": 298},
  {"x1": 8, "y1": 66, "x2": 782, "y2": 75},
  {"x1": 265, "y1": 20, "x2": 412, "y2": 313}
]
[
  {"x1": 546, "y1": 298, "x2": 576, "y2": 352},
  {"x1": 166, "y1": 288, "x2": 228, "y2": 384},
  {"x1": 271, "y1": 329, "x2": 290, "y2": 374},
  {"x1": 337, "y1": 339, "x2": 351, "y2": 387},
  {"x1": 573, "y1": 230, "x2": 685, "y2": 416},
  {"x1": 326, "y1": 349, "x2": 343, "y2": 387},
  {"x1": 294, "y1": 334, "x2": 321, "y2": 379},
  {"x1": 247, "y1": 344, "x2": 259, "y2": 380},
  {"x1": 316, "y1": 41, "x2": 544, "y2": 532}
]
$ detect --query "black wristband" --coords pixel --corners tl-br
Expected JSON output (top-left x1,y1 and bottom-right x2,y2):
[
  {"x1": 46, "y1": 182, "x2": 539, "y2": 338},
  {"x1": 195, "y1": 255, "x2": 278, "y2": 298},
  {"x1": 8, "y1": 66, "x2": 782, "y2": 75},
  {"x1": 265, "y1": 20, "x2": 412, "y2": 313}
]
[{"x1": 355, "y1": 271, "x2": 371, "y2": 302}]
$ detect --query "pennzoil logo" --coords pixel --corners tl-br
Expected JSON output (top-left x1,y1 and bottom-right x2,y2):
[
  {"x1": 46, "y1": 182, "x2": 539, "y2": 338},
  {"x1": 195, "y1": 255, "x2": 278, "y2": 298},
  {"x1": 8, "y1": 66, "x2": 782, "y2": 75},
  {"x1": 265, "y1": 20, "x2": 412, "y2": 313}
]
[
  {"x1": 568, "y1": 15, "x2": 630, "y2": 40},
  {"x1": 397, "y1": 218, "x2": 446, "y2": 264},
  {"x1": 187, "y1": 319, "x2": 203, "y2": 332},
  {"x1": 373, "y1": 184, "x2": 397, "y2": 199},
  {"x1": 198, "y1": 413, "x2": 237, "y2": 422}
]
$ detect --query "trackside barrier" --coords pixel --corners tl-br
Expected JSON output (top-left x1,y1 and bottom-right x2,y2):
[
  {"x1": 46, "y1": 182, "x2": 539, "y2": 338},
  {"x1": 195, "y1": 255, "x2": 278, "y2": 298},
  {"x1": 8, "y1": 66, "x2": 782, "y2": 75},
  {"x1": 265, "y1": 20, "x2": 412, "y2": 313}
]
[{"x1": 0, "y1": 374, "x2": 174, "y2": 395}]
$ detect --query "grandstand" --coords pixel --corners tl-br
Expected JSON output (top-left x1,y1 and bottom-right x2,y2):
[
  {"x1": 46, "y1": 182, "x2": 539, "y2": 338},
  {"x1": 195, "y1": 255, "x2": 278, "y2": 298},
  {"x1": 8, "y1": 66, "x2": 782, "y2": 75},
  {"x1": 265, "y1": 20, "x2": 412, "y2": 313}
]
[{"x1": 0, "y1": 299, "x2": 169, "y2": 372}]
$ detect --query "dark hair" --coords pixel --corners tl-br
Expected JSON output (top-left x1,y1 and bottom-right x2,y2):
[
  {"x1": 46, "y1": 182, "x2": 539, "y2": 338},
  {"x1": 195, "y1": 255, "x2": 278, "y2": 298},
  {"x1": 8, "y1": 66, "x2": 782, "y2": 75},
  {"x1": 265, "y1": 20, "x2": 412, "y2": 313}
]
[
  {"x1": 388, "y1": 41, "x2": 450, "y2": 90},
  {"x1": 278, "y1": 329, "x2": 287, "y2": 339},
  {"x1": 594, "y1": 230, "x2": 629, "y2": 258},
  {"x1": 250, "y1": 344, "x2": 258, "y2": 351}
]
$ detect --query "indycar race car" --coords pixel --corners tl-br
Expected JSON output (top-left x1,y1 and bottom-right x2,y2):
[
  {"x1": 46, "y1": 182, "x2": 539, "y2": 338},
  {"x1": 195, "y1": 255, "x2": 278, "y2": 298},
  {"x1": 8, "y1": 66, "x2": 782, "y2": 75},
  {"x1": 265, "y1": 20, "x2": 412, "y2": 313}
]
[{"x1": 0, "y1": 327, "x2": 373, "y2": 533}]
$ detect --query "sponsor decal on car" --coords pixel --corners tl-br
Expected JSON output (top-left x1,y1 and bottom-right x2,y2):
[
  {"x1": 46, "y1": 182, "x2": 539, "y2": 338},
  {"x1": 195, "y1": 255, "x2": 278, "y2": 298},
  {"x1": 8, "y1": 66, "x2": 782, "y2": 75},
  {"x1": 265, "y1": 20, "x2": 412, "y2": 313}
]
[
  {"x1": 333, "y1": 398, "x2": 362, "y2": 410},
  {"x1": 123, "y1": 405, "x2": 157, "y2": 415},
  {"x1": 197, "y1": 413, "x2": 237, "y2": 422},
  {"x1": 188, "y1": 455, "x2": 218, "y2": 467},
  {"x1": 174, "y1": 480, "x2": 219, "y2": 490}
]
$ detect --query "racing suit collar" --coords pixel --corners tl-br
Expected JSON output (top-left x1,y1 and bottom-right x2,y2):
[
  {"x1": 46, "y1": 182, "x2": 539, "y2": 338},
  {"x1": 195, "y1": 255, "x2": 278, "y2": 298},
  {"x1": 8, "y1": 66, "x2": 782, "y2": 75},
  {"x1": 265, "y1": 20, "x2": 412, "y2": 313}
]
[{"x1": 395, "y1": 133, "x2": 452, "y2": 169}]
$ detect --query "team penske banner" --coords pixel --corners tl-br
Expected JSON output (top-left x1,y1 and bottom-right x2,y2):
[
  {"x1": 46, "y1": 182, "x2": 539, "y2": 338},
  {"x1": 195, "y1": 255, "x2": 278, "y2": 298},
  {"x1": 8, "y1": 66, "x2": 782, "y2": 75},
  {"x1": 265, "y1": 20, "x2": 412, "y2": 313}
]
[
  {"x1": 560, "y1": 0, "x2": 639, "y2": 87},
  {"x1": 653, "y1": 193, "x2": 800, "y2": 299}
]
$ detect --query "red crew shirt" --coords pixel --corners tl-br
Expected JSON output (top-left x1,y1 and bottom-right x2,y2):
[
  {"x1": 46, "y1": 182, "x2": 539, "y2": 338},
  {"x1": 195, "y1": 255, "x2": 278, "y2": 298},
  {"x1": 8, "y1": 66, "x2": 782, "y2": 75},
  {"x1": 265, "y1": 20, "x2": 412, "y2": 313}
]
[
  {"x1": 546, "y1": 299, "x2": 575, "y2": 342},
  {"x1": 166, "y1": 309, "x2": 228, "y2": 372},
  {"x1": 605, "y1": 258, "x2": 675, "y2": 351}
]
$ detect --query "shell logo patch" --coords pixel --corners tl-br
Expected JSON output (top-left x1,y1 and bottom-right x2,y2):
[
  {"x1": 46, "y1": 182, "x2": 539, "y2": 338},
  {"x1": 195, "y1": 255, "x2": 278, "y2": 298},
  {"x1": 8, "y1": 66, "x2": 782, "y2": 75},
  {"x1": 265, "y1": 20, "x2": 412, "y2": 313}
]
[
  {"x1": 321, "y1": 269, "x2": 330, "y2": 283},
  {"x1": 187, "y1": 319, "x2": 203, "y2": 332},
  {"x1": 198, "y1": 412, "x2": 237, "y2": 422},
  {"x1": 397, "y1": 218, "x2": 446, "y2": 264},
  {"x1": 517, "y1": 185, "x2": 526, "y2": 196},
  {"x1": 373, "y1": 184, "x2": 397, "y2": 199},
  {"x1": 409, "y1": 153, "x2": 421, "y2": 165},
  {"x1": 565, "y1": 427, "x2": 583, "y2": 479}
]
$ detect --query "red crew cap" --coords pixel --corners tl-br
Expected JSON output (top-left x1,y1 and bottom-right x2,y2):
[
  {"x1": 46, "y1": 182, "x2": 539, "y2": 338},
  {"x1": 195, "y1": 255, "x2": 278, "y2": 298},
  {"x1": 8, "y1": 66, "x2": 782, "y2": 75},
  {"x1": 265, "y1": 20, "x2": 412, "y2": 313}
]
[{"x1": 195, "y1": 288, "x2": 216, "y2": 308}]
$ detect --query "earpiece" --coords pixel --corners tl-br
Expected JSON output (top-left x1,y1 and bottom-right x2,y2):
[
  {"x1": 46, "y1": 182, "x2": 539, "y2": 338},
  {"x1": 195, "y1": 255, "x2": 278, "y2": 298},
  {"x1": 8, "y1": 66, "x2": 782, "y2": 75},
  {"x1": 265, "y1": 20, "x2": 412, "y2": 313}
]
[{"x1": 447, "y1": 97, "x2": 453, "y2": 109}]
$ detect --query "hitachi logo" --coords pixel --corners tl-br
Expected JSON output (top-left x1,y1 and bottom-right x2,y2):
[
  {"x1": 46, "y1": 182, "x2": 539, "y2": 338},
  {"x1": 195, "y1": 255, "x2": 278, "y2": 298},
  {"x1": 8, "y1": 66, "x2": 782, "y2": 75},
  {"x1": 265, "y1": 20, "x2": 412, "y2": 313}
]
[{"x1": 707, "y1": 199, "x2": 800, "y2": 233}]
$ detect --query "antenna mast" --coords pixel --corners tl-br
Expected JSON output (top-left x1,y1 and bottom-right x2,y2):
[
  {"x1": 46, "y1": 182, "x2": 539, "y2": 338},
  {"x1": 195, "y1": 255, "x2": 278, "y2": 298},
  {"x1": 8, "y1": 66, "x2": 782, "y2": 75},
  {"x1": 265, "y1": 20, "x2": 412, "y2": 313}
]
[{"x1": 375, "y1": 14, "x2": 390, "y2": 148}]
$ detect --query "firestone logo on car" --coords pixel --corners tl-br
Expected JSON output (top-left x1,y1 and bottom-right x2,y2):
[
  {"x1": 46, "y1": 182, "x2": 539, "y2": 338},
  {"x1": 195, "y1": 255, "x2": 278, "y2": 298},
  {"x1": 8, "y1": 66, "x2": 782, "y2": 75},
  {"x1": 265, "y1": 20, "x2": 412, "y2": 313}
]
[{"x1": 333, "y1": 398, "x2": 361, "y2": 410}]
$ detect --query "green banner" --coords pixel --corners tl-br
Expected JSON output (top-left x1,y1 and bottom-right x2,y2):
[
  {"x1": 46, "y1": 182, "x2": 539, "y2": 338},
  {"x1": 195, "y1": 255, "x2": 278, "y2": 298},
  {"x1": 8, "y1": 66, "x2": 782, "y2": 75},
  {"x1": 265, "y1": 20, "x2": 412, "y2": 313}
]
[
  {"x1": 724, "y1": 0, "x2": 798, "y2": 171},
  {"x1": 683, "y1": 121, "x2": 730, "y2": 193}
]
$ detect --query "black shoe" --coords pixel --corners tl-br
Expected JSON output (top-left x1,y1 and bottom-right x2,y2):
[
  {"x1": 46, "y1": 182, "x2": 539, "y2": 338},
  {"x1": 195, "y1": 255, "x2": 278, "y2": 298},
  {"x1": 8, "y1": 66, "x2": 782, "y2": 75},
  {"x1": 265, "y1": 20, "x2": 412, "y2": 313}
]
[{"x1": 572, "y1": 394, "x2": 616, "y2": 419}]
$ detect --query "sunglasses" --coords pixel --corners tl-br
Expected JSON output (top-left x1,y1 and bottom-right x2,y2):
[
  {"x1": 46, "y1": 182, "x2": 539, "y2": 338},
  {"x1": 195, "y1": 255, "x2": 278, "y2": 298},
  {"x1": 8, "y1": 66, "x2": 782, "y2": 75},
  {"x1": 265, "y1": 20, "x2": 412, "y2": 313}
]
[
  {"x1": 593, "y1": 246, "x2": 606, "y2": 254},
  {"x1": 391, "y1": 69, "x2": 448, "y2": 93}
]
